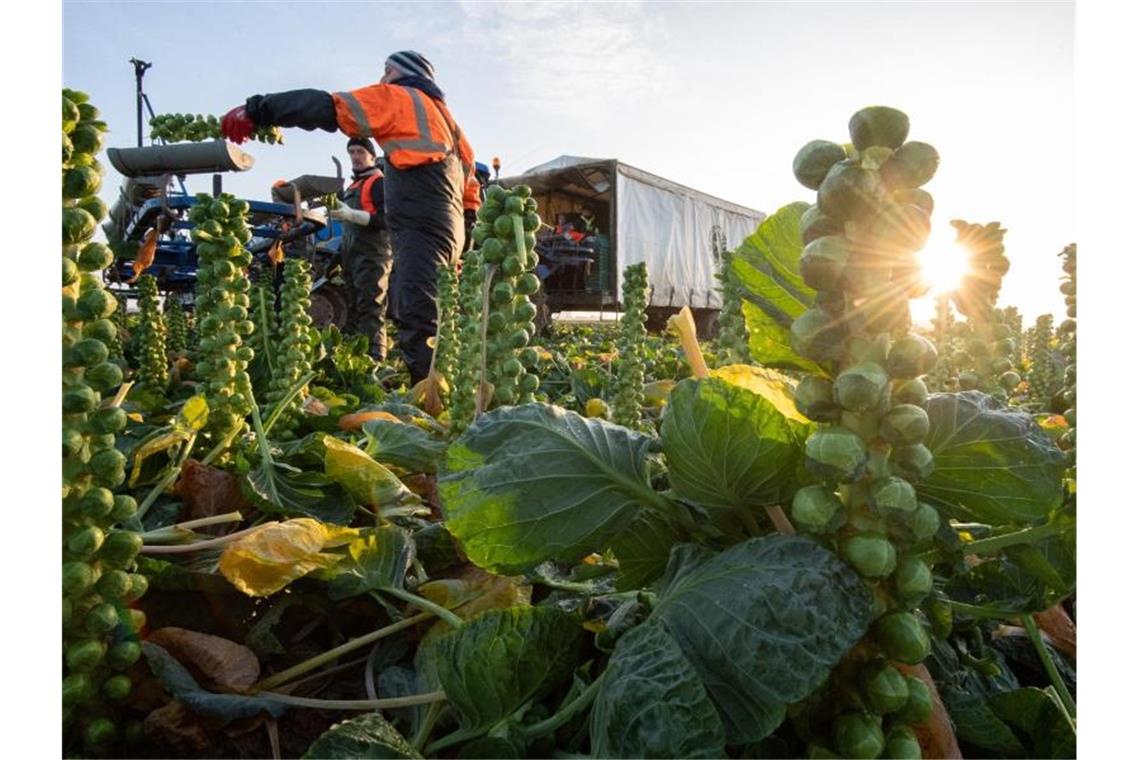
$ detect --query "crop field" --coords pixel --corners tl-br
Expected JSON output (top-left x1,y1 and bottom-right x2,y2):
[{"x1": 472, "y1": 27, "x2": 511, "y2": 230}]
[{"x1": 62, "y1": 91, "x2": 1076, "y2": 759}]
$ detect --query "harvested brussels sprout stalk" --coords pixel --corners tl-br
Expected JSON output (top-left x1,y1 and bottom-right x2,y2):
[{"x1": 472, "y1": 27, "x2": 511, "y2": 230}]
[
  {"x1": 788, "y1": 105, "x2": 946, "y2": 753},
  {"x1": 613, "y1": 262, "x2": 649, "y2": 428},
  {"x1": 149, "y1": 112, "x2": 283, "y2": 144},
  {"x1": 133, "y1": 274, "x2": 168, "y2": 392},
  {"x1": 63, "y1": 88, "x2": 147, "y2": 753}
]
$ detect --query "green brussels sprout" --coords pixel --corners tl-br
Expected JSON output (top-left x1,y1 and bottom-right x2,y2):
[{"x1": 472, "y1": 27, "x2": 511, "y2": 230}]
[
  {"x1": 793, "y1": 140, "x2": 848, "y2": 190},
  {"x1": 800, "y1": 235, "x2": 851, "y2": 291},
  {"x1": 103, "y1": 674, "x2": 132, "y2": 702},
  {"x1": 84, "y1": 717, "x2": 116, "y2": 748},
  {"x1": 805, "y1": 426, "x2": 868, "y2": 483},
  {"x1": 791, "y1": 307, "x2": 847, "y2": 363},
  {"x1": 62, "y1": 672, "x2": 93, "y2": 706},
  {"x1": 923, "y1": 593, "x2": 953, "y2": 640},
  {"x1": 95, "y1": 569, "x2": 132, "y2": 600},
  {"x1": 835, "y1": 361, "x2": 890, "y2": 413},
  {"x1": 795, "y1": 376, "x2": 842, "y2": 422},
  {"x1": 897, "y1": 502, "x2": 941, "y2": 543},
  {"x1": 84, "y1": 602, "x2": 120, "y2": 635},
  {"x1": 62, "y1": 561, "x2": 96, "y2": 595},
  {"x1": 892, "y1": 378, "x2": 928, "y2": 408},
  {"x1": 884, "y1": 724, "x2": 922, "y2": 759},
  {"x1": 895, "y1": 677, "x2": 933, "y2": 723},
  {"x1": 78, "y1": 487, "x2": 115, "y2": 520},
  {"x1": 832, "y1": 712, "x2": 885, "y2": 760},
  {"x1": 85, "y1": 361, "x2": 124, "y2": 392},
  {"x1": 870, "y1": 476, "x2": 917, "y2": 518},
  {"x1": 862, "y1": 661, "x2": 910, "y2": 714},
  {"x1": 893, "y1": 556, "x2": 933, "y2": 603},
  {"x1": 875, "y1": 612, "x2": 931, "y2": 664},
  {"x1": 67, "y1": 525, "x2": 105, "y2": 558},
  {"x1": 841, "y1": 410, "x2": 880, "y2": 442},
  {"x1": 517, "y1": 272, "x2": 541, "y2": 295},
  {"x1": 879, "y1": 404, "x2": 930, "y2": 445},
  {"x1": 886, "y1": 335, "x2": 937, "y2": 378},
  {"x1": 66, "y1": 638, "x2": 107, "y2": 672},
  {"x1": 800, "y1": 204, "x2": 843, "y2": 244},
  {"x1": 791, "y1": 485, "x2": 847, "y2": 534},
  {"x1": 63, "y1": 384, "x2": 99, "y2": 414},
  {"x1": 957, "y1": 369, "x2": 979, "y2": 390},
  {"x1": 842, "y1": 533, "x2": 897, "y2": 578},
  {"x1": 890, "y1": 444, "x2": 935, "y2": 482}
]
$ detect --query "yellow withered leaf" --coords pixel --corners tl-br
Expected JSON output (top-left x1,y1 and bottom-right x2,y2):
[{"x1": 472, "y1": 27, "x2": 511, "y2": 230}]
[
  {"x1": 711, "y1": 364, "x2": 810, "y2": 425},
  {"x1": 219, "y1": 518, "x2": 358, "y2": 597}
]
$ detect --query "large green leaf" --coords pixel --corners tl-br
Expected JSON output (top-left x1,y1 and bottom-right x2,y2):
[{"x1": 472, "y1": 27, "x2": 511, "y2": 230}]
[
  {"x1": 324, "y1": 435, "x2": 420, "y2": 509},
  {"x1": 324, "y1": 525, "x2": 416, "y2": 601},
  {"x1": 730, "y1": 202, "x2": 822, "y2": 373},
  {"x1": 363, "y1": 417, "x2": 447, "y2": 474},
  {"x1": 142, "y1": 642, "x2": 287, "y2": 724},
  {"x1": 439, "y1": 404, "x2": 660, "y2": 574},
  {"x1": 660, "y1": 374, "x2": 808, "y2": 533},
  {"x1": 940, "y1": 686, "x2": 1027, "y2": 757},
  {"x1": 920, "y1": 392, "x2": 1067, "y2": 525},
  {"x1": 301, "y1": 714, "x2": 421, "y2": 759},
  {"x1": 649, "y1": 536, "x2": 873, "y2": 744},
  {"x1": 243, "y1": 466, "x2": 355, "y2": 525},
  {"x1": 608, "y1": 512, "x2": 681, "y2": 592},
  {"x1": 590, "y1": 619, "x2": 725, "y2": 758},
  {"x1": 989, "y1": 687, "x2": 1076, "y2": 759},
  {"x1": 420, "y1": 606, "x2": 581, "y2": 734}
]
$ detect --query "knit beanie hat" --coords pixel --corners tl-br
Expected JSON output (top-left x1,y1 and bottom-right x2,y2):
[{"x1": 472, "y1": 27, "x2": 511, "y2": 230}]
[
  {"x1": 347, "y1": 137, "x2": 376, "y2": 156},
  {"x1": 386, "y1": 50, "x2": 435, "y2": 81}
]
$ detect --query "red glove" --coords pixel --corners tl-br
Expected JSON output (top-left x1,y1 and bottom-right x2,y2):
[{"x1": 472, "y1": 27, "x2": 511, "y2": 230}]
[{"x1": 221, "y1": 106, "x2": 254, "y2": 144}]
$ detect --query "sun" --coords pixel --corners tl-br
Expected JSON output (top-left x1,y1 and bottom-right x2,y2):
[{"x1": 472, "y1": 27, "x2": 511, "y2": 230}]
[{"x1": 915, "y1": 231, "x2": 971, "y2": 295}]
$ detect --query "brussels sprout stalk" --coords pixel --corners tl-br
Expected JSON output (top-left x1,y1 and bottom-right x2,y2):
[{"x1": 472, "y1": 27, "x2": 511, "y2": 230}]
[{"x1": 1021, "y1": 613, "x2": 1077, "y2": 721}]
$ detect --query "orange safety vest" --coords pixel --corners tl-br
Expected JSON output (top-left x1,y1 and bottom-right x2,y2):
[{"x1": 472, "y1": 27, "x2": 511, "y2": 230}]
[
  {"x1": 331, "y1": 84, "x2": 479, "y2": 210},
  {"x1": 346, "y1": 171, "x2": 383, "y2": 214}
]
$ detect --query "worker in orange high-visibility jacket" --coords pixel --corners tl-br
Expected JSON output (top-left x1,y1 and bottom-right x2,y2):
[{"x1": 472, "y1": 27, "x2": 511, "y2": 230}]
[{"x1": 221, "y1": 50, "x2": 479, "y2": 384}]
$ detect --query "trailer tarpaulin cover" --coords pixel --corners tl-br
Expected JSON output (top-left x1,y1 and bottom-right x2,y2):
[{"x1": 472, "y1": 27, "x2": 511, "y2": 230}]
[{"x1": 615, "y1": 164, "x2": 764, "y2": 309}]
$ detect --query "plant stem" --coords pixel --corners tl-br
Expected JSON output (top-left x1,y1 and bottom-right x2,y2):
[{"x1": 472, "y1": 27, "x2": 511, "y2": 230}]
[
  {"x1": 383, "y1": 586, "x2": 464, "y2": 628},
  {"x1": 254, "y1": 611, "x2": 433, "y2": 692},
  {"x1": 945, "y1": 600, "x2": 1022, "y2": 620},
  {"x1": 765, "y1": 505, "x2": 796, "y2": 536},
  {"x1": 965, "y1": 524, "x2": 1062, "y2": 556},
  {"x1": 425, "y1": 726, "x2": 486, "y2": 756},
  {"x1": 139, "y1": 524, "x2": 261, "y2": 554},
  {"x1": 258, "y1": 690, "x2": 446, "y2": 711},
  {"x1": 412, "y1": 700, "x2": 445, "y2": 753},
  {"x1": 134, "y1": 431, "x2": 198, "y2": 522},
  {"x1": 263, "y1": 371, "x2": 316, "y2": 436},
  {"x1": 1021, "y1": 613, "x2": 1077, "y2": 720},
  {"x1": 140, "y1": 511, "x2": 244, "y2": 543},
  {"x1": 475, "y1": 264, "x2": 497, "y2": 419},
  {"x1": 520, "y1": 677, "x2": 604, "y2": 740},
  {"x1": 272, "y1": 655, "x2": 370, "y2": 693}
]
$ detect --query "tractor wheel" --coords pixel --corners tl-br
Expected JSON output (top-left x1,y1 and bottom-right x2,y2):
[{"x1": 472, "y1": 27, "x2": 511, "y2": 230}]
[{"x1": 310, "y1": 284, "x2": 348, "y2": 330}]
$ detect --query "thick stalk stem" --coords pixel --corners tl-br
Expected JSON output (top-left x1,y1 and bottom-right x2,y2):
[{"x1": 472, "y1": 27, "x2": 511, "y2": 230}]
[
  {"x1": 520, "y1": 677, "x2": 604, "y2": 740},
  {"x1": 1021, "y1": 613, "x2": 1077, "y2": 720},
  {"x1": 254, "y1": 611, "x2": 433, "y2": 692},
  {"x1": 258, "y1": 690, "x2": 446, "y2": 711}
]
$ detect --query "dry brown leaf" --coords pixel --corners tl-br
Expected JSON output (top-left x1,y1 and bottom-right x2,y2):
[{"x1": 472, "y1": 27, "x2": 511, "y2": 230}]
[
  {"x1": 1034, "y1": 604, "x2": 1076, "y2": 661},
  {"x1": 144, "y1": 699, "x2": 211, "y2": 752},
  {"x1": 303, "y1": 395, "x2": 329, "y2": 416},
  {"x1": 897, "y1": 663, "x2": 963, "y2": 759},
  {"x1": 148, "y1": 627, "x2": 260, "y2": 692},
  {"x1": 411, "y1": 370, "x2": 447, "y2": 418},
  {"x1": 174, "y1": 459, "x2": 252, "y2": 531}
]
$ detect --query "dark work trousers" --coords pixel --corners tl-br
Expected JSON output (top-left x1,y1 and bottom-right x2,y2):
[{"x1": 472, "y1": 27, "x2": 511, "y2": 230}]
[
  {"x1": 340, "y1": 225, "x2": 393, "y2": 360},
  {"x1": 382, "y1": 154, "x2": 465, "y2": 384}
]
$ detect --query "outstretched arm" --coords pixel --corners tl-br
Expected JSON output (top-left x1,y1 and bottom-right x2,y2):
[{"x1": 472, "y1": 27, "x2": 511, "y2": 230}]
[{"x1": 245, "y1": 89, "x2": 339, "y2": 132}]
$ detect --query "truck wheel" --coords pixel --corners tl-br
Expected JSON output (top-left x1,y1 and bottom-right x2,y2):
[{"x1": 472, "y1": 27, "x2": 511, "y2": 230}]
[{"x1": 310, "y1": 284, "x2": 348, "y2": 330}]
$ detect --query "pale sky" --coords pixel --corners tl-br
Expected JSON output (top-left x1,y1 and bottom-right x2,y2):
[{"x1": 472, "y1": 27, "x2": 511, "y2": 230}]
[{"x1": 63, "y1": 0, "x2": 1074, "y2": 320}]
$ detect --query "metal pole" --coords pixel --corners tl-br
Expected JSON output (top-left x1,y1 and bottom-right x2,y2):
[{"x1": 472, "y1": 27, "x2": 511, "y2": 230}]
[{"x1": 130, "y1": 57, "x2": 152, "y2": 148}]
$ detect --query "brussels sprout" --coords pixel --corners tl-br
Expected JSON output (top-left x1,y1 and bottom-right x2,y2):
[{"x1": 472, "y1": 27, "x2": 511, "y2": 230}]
[
  {"x1": 870, "y1": 477, "x2": 918, "y2": 518},
  {"x1": 62, "y1": 561, "x2": 96, "y2": 595},
  {"x1": 842, "y1": 533, "x2": 897, "y2": 578},
  {"x1": 893, "y1": 556, "x2": 933, "y2": 604},
  {"x1": 890, "y1": 444, "x2": 935, "y2": 482},
  {"x1": 67, "y1": 526, "x2": 105, "y2": 558},
  {"x1": 806, "y1": 426, "x2": 869, "y2": 483},
  {"x1": 793, "y1": 140, "x2": 848, "y2": 190},
  {"x1": 791, "y1": 485, "x2": 847, "y2": 534},
  {"x1": 801, "y1": 236, "x2": 851, "y2": 291},
  {"x1": 895, "y1": 677, "x2": 933, "y2": 723},
  {"x1": 896, "y1": 502, "x2": 941, "y2": 543},
  {"x1": 835, "y1": 361, "x2": 890, "y2": 413},
  {"x1": 800, "y1": 204, "x2": 843, "y2": 244},
  {"x1": 879, "y1": 404, "x2": 930, "y2": 445},
  {"x1": 875, "y1": 612, "x2": 931, "y2": 664},
  {"x1": 957, "y1": 369, "x2": 979, "y2": 390},
  {"x1": 841, "y1": 410, "x2": 880, "y2": 442},
  {"x1": 891, "y1": 378, "x2": 928, "y2": 408},
  {"x1": 791, "y1": 308, "x2": 847, "y2": 363},
  {"x1": 886, "y1": 335, "x2": 937, "y2": 378},
  {"x1": 924, "y1": 592, "x2": 954, "y2": 640},
  {"x1": 884, "y1": 724, "x2": 922, "y2": 759},
  {"x1": 84, "y1": 603, "x2": 120, "y2": 635},
  {"x1": 84, "y1": 717, "x2": 116, "y2": 748},
  {"x1": 795, "y1": 376, "x2": 842, "y2": 422},
  {"x1": 103, "y1": 674, "x2": 132, "y2": 702},
  {"x1": 62, "y1": 672, "x2": 93, "y2": 706},
  {"x1": 63, "y1": 385, "x2": 99, "y2": 414},
  {"x1": 862, "y1": 661, "x2": 910, "y2": 714},
  {"x1": 999, "y1": 370, "x2": 1021, "y2": 391},
  {"x1": 66, "y1": 639, "x2": 107, "y2": 672},
  {"x1": 832, "y1": 712, "x2": 885, "y2": 760}
]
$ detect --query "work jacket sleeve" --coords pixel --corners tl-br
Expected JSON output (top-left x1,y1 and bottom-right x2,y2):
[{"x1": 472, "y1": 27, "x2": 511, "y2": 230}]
[
  {"x1": 463, "y1": 174, "x2": 481, "y2": 211},
  {"x1": 330, "y1": 84, "x2": 403, "y2": 140},
  {"x1": 367, "y1": 177, "x2": 386, "y2": 230},
  {"x1": 245, "y1": 89, "x2": 339, "y2": 132}
]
